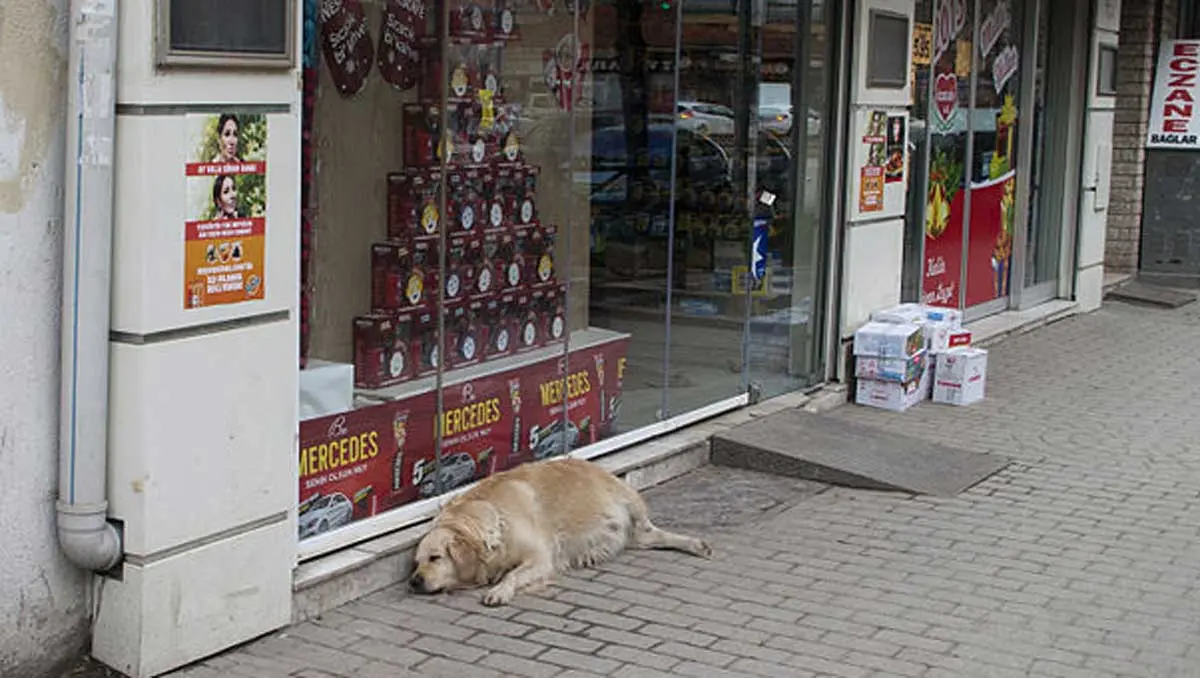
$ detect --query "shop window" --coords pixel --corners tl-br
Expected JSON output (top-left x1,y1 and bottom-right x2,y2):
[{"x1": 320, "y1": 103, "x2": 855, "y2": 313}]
[
  {"x1": 867, "y1": 11, "x2": 910, "y2": 89},
  {"x1": 157, "y1": 0, "x2": 294, "y2": 67},
  {"x1": 1096, "y1": 44, "x2": 1118, "y2": 97}
]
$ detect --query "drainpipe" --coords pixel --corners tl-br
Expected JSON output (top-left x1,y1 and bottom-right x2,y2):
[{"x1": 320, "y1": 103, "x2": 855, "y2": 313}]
[{"x1": 56, "y1": 0, "x2": 122, "y2": 572}]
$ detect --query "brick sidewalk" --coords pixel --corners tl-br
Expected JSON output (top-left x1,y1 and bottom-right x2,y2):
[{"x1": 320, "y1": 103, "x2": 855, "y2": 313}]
[{"x1": 172, "y1": 300, "x2": 1200, "y2": 678}]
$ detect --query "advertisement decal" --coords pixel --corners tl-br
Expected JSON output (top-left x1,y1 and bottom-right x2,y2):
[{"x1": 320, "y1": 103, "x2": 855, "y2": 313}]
[{"x1": 184, "y1": 113, "x2": 268, "y2": 309}]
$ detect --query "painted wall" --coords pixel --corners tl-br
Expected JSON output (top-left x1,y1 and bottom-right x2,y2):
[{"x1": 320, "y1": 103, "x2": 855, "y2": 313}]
[{"x1": 0, "y1": 0, "x2": 92, "y2": 674}]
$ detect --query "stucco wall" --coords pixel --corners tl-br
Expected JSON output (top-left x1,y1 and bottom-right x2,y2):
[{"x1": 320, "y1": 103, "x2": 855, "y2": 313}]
[{"x1": 0, "y1": 0, "x2": 91, "y2": 674}]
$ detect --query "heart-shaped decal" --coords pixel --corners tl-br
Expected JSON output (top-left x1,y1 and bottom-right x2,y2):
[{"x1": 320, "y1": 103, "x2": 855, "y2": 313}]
[{"x1": 934, "y1": 72, "x2": 958, "y2": 125}]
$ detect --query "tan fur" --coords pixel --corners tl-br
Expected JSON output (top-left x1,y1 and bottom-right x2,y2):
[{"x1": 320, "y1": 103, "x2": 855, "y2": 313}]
[{"x1": 409, "y1": 458, "x2": 712, "y2": 606}]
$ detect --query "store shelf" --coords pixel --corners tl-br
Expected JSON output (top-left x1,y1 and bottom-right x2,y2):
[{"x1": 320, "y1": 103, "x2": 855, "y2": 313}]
[{"x1": 355, "y1": 326, "x2": 631, "y2": 403}]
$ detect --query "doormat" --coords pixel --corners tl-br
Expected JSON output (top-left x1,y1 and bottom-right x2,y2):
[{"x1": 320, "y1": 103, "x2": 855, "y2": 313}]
[
  {"x1": 1105, "y1": 280, "x2": 1197, "y2": 309},
  {"x1": 711, "y1": 410, "x2": 1010, "y2": 497}
]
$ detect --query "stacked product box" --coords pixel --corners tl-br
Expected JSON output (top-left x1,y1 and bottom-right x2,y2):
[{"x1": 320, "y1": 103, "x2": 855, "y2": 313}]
[
  {"x1": 871, "y1": 302, "x2": 973, "y2": 395},
  {"x1": 353, "y1": 9, "x2": 565, "y2": 391},
  {"x1": 852, "y1": 321, "x2": 929, "y2": 412},
  {"x1": 933, "y1": 347, "x2": 988, "y2": 406}
]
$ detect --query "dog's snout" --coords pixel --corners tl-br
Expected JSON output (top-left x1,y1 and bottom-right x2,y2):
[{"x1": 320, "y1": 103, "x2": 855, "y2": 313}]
[{"x1": 408, "y1": 571, "x2": 425, "y2": 593}]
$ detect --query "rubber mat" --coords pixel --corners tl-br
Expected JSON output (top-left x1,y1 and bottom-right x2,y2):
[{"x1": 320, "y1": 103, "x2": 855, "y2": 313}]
[{"x1": 1106, "y1": 281, "x2": 1196, "y2": 309}]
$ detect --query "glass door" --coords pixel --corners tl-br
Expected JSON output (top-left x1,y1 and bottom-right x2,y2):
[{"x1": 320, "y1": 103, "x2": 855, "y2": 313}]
[
  {"x1": 584, "y1": 0, "x2": 829, "y2": 424},
  {"x1": 1020, "y1": 0, "x2": 1060, "y2": 305}
]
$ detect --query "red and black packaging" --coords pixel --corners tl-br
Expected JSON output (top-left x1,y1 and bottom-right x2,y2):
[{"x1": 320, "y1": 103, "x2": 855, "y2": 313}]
[
  {"x1": 413, "y1": 309, "x2": 441, "y2": 376},
  {"x1": 536, "y1": 285, "x2": 567, "y2": 346},
  {"x1": 440, "y1": 236, "x2": 474, "y2": 305},
  {"x1": 445, "y1": 300, "x2": 484, "y2": 368},
  {"x1": 420, "y1": 43, "x2": 481, "y2": 104},
  {"x1": 516, "y1": 164, "x2": 538, "y2": 225},
  {"x1": 527, "y1": 223, "x2": 557, "y2": 289},
  {"x1": 403, "y1": 103, "x2": 481, "y2": 168},
  {"x1": 353, "y1": 313, "x2": 415, "y2": 389},
  {"x1": 493, "y1": 104, "x2": 523, "y2": 166},
  {"x1": 446, "y1": 168, "x2": 486, "y2": 235},
  {"x1": 514, "y1": 290, "x2": 541, "y2": 352},
  {"x1": 483, "y1": 294, "x2": 516, "y2": 359},
  {"x1": 490, "y1": 0, "x2": 519, "y2": 42},
  {"x1": 371, "y1": 241, "x2": 434, "y2": 312},
  {"x1": 493, "y1": 166, "x2": 518, "y2": 229},
  {"x1": 387, "y1": 170, "x2": 441, "y2": 243},
  {"x1": 463, "y1": 237, "x2": 493, "y2": 301},
  {"x1": 447, "y1": 0, "x2": 489, "y2": 41},
  {"x1": 495, "y1": 230, "x2": 524, "y2": 291},
  {"x1": 478, "y1": 170, "x2": 507, "y2": 232}
]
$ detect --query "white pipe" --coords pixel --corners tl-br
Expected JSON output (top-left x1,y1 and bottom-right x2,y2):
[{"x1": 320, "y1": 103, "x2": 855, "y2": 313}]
[{"x1": 56, "y1": 0, "x2": 122, "y2": 572}]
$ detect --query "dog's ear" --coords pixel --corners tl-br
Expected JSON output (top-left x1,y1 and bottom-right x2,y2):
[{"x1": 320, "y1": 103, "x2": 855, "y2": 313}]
[{"x1": 446, "y1": 531, "x2": 490, "y2": 587}]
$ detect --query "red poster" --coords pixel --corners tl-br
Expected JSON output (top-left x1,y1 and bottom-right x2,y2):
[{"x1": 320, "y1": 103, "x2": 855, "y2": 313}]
[
  {"x1": 298, "y1": 392, "x2": 436, "y2": 541},
  {"x1": 964, "y1": 172, "x2": 1016, "y2": 306},
  {"x1": 922, "y1": 170, "x2": 965, "y2": 308},
  {"x1": 298, "y1": 336, "x2": 630, "y2": 542}
]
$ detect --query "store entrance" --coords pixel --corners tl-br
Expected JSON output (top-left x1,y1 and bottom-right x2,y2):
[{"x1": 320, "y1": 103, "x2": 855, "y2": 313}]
[{"x1": 585, "y1": 0, "x2": 833, "y2": 431}]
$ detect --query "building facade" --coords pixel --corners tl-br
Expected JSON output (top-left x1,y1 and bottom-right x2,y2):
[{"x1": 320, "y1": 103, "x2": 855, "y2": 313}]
[{"x1": 0, "y1": 0, "x2": 1118, "y2": 676}]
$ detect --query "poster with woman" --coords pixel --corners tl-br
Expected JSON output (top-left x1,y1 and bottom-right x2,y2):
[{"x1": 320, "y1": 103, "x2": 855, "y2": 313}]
[{"x1": 184, "y1": 113, "x2": 269, "y2": 310}]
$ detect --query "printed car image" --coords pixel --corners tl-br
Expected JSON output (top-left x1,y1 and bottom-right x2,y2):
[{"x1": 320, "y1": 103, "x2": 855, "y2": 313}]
[
  {"x1": 297, "y1": 492, "x2": 354, "y2": 539},
  {"x1": 417, "y1": 451, "x2": 479, "y2": 498},
  {"x1": 530, "y1": 418, "x2": 581, "y2": 460}
]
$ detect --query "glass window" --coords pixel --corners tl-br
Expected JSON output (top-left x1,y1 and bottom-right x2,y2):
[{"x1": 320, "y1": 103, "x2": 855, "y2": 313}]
[
  {"x1": 868, "y1": 11, "x2": 912, "y2": 89},
  {"x1": 964, "y1": 0, "x2": 1024, "y2": 307}
]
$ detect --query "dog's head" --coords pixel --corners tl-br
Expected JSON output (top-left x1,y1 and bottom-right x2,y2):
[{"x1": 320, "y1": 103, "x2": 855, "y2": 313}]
[{"x1": 409, "y1": 518, "x2": 492, "y2": 594}]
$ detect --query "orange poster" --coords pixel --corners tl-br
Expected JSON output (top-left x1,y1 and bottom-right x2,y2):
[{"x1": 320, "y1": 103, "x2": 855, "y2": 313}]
[
  {"x1": 183, "y1": 113, "x2": 269, "y2": 309},
  {"x1": 859, "y1": 166, "x2": 884, "y2": 213}
]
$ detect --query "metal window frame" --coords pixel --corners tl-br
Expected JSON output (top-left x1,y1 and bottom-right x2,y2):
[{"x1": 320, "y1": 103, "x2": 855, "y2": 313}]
[{"x1": 155, "y1": 0, "x2": 297, "y2": 69}]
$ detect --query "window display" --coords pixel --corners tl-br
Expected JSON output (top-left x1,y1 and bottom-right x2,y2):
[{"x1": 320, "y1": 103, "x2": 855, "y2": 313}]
[
  {"x1": 297, "y1": 0, "x2": 629, "y2": 544},
  {"x1": 914, "y1": 0, "x2": 1026, "y2": 311},
  {"x1": 296, "y1": 0, "x2": 833, "y2": 548}
]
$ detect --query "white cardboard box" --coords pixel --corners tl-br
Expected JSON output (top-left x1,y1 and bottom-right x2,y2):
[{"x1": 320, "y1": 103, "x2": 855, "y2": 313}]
[
  {"x1": 855, "y1": 350, "x2": 927, "y2": 383},
  {"x1": 926, "y1": 322, "x2": 973, "y2": 354},
  {"x1": 856, "y1": 363, "x2": 930, "y2": 412},
  {"x1": 299, "y1": 359, "x2": 355, "y2": 420},
  {"x1": 933, "y1": 347, "x2": 987, "y2": 406},
  {"x1": 853, "y1": 321, "x2": 924, "y2": 358},
  {"x1": 873, "y1": 302, "x2": 963, "y2": 328}
]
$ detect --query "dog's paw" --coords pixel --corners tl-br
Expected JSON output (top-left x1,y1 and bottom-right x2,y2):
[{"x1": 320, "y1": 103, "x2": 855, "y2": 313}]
[
  {"x1": 692, "y1": 539, "x2": 714, "y2": 559},
  {"x1": 481, "y1": 587, "x2": 513, "y2": 607}
]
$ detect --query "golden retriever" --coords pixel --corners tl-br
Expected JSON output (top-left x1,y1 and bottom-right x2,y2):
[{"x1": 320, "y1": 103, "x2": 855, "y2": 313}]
[{"x1": 408, "y1": 457, "x2": 712, "y2": 606}]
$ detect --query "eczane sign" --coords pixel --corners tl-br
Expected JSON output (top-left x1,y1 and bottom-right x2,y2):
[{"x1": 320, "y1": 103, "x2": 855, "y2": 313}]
[{"x1": 1147, "y1": 40, "x2": 1200, "y2": 149}]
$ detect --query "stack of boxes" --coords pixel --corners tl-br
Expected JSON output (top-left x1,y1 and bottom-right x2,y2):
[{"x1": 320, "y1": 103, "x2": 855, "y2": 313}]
[
  {"x1": 854, "y1": 302, "x2": 988, "y2": 409},
  {"x1": 853, "y1": 320, "x2": 928, "y2": 411},
  {"x1": 352, "y1": 3, "x2": 565, "y2": 390}
]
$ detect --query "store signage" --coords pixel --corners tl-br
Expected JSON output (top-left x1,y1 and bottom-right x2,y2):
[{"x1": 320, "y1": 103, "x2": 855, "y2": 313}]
[
  {"x1": 1147, "y1": 40, "x2": 1200, "y2": 149},
  {"x1": 979, "y1": 0, "x2": 1010, "y2": 59},
  {"x1": 321, "y1": 0, "x2": 376, "y2": 97},
  {"x1": 992, "y1": 45, "x2": 1020, "y2": 95},
  {"x1": 377, "y1": 0, "x2": 424, "y2": 91},
  {"x1": 932, "y1": 0, "x2": 968, "y2": 64},
  {"x1": 912, "y1": 23, "x2": 933, "y2": 66},
  {"x1": 184, "y1": 113, "x2": 269, "y2": 309},
  {"x1": 297, "y1": 336, "x2": 629, "y2": 541},
  {"x1": 933, "y1": 72, "x2": 958, "y2": 125}
]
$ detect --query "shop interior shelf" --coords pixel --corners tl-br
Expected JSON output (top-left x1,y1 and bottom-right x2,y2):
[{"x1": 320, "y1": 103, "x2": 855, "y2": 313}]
[{"x1": 353, "y1": 326, "x2": 631, "y2": 405}]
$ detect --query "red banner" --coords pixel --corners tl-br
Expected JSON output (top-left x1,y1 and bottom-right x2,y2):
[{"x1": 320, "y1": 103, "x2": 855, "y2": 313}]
[
  {"x1": 298, "y1": 336, "x2": 629, "y2": 542},
  {"x1": 964, "y1": 172, "x2": 1016, "y2": 307}
]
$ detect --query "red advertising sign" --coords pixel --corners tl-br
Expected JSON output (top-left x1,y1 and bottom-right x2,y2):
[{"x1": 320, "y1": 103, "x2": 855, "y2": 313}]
[
  {"x1": 964, "y1": 173, "x2": 1016, "y2": 306},
  {"x1": 298, "y1": 336, "x2": 629, "y2": 542}
]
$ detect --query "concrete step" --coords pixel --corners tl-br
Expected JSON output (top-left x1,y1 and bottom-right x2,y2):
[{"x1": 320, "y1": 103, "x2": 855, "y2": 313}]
[{"x1": 711, "y1": 409, "x2": 1010, "y2": 497}]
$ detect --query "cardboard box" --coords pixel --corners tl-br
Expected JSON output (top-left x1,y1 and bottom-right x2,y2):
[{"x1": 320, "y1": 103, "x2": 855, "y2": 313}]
[
  {"x1": 933, "y1": 347, "x2": 987, "y2": 406},
  {"x1": 299, "y1": 359, "x2": 354, "y2": 420},
  {"x1": 926, "y1": 322, "x2": 972, "y2": 354},
  {"x1": 856, "y1": 350, "x2": 926, "y2": 383},
  {"x1": 353, "y1": 313, "x2": 415, "y2": 389},
  {"x1": 853, "y1": 321, "x2": 924, "y2": 358},
  {"x1": 371, "y1": 241, "x2": 434, "y2": 312},
  {"x1": 873, "y1": 302, "x2": 962, "y2": 327},
  {"x1": 855, "y1": 363, "x2": 929, "y2": 412}
]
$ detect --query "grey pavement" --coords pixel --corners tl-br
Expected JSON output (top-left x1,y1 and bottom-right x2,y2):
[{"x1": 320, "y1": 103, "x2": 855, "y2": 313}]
[{"x1": 171, "y1": 299, "x2": 1200, "y2": 678}]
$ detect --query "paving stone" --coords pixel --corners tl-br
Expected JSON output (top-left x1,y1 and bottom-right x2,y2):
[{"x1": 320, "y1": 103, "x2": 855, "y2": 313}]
[{"x1": 171, "y1": 302, "x2": 1200, "y2": 678}]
